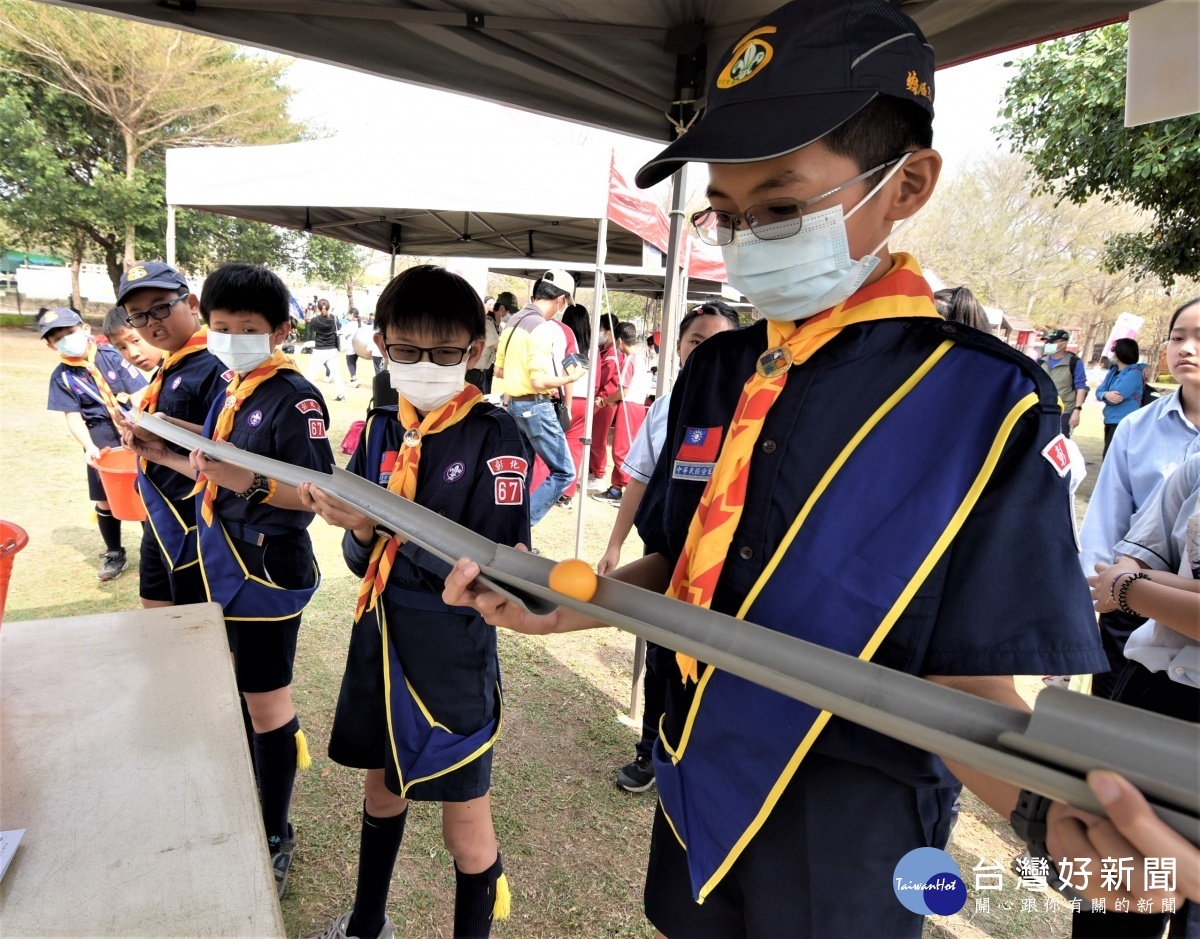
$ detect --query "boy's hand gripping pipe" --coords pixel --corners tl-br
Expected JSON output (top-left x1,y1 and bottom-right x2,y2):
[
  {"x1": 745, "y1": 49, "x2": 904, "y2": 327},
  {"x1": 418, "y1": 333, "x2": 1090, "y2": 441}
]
[{"x1": 137, "y1": 412, "x2": 1200, "y2": 844}]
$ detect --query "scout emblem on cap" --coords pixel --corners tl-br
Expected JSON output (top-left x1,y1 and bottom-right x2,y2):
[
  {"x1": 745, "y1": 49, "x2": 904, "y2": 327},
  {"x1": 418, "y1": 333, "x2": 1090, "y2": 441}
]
[
  {"x1": 717, "y1": 26, "x2": 776, "y2": 89},
  {"x1": 403, "y1": 428, "x2": 421, "y2": 448},
  {"x1": 756, "y1": 346, "x2": 793, "y2": 378},
  {"x1": 42, "y1": 310, "x2": 58, "y2": 323},
  {"x1": 126, "y1": 265, "x2": 148, "y2": 281}
]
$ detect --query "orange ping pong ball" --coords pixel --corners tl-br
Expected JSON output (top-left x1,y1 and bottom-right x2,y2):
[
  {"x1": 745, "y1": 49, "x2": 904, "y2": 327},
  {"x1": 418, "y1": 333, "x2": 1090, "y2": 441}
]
[{"x1": 548, "y1": 557, "x2": 599, "y2": 602}]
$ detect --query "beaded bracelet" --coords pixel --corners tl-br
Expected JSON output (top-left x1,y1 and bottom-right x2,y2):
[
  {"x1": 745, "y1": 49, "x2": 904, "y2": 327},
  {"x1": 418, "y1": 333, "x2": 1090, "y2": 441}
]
[{"x1": 1116, "y1": 572, "x2": 1150, "y2": 616}]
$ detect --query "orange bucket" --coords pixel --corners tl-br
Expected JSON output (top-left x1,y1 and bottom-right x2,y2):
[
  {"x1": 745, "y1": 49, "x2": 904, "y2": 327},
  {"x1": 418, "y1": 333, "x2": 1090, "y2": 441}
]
[
  {"x1": 0, "y1": 521, "x2": 29, "y2": 625},
  {"x1": 92, "y1": 446, "x2": 147, "y2": 522}
]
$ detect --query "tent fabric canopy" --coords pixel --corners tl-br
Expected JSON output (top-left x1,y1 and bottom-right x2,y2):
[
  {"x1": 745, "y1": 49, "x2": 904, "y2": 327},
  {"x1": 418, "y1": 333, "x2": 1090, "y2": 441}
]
[{"x1": 47, "y1": 1, "x2": 1154, "y2": 145}]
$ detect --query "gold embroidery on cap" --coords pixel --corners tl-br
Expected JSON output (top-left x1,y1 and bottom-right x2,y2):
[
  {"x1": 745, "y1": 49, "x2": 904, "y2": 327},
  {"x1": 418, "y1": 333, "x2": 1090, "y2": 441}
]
[
  {"x1": 905, "y1": 71, "x2": 932, "y2": 101},
  {"x1": 717, "y1": 26, "x2": 777, "y2": 89},
  {"x1": 126, "y1": 266, "x2": 148, "y2": 281}
]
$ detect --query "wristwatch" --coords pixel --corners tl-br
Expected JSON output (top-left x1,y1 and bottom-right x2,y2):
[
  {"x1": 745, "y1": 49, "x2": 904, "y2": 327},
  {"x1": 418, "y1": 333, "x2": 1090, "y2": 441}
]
[{"x1": 236, "y1": 473, "x2": 273, "y2": 504}]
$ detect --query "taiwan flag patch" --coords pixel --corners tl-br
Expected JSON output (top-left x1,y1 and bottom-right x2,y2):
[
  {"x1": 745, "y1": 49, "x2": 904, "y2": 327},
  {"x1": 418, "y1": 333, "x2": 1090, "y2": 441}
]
[{"x1": 673, "y1": 426, "x2": 723, "y2": 481}]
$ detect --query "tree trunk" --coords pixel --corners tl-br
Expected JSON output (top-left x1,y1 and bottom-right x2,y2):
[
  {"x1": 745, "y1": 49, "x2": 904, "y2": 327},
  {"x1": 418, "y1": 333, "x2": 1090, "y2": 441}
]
[
  {"x1": 346, "y1": 281, "x2": 355, "y2": 309},
  {"x1": 104, "y1": 247, "x2": 123, "y2": 297},
  {"x1": 70, "y1": 248, "x2": 83, "y2": 312},
  {"x1": 123, "y1": 129, "x2": 137, "y2": 270}
]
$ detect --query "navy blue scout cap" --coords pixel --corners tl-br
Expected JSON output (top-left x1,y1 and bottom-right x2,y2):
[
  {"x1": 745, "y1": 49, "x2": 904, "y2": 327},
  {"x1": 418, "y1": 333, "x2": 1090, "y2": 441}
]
[
  {"x1": 117, "y1": 261, "x2": 189, "y2": 305},
  {"x1": 37, "y1": 307, "x2": 84, "y2": 338},
  {"x1": 635, "y1": 0, "x2": 936, "y2": 188}
]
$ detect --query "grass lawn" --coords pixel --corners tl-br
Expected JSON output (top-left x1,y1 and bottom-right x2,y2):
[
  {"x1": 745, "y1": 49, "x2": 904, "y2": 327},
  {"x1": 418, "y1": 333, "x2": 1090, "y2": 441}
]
[{"x1": 0, "y1": 327, "x2": 1110, "y2": 938}]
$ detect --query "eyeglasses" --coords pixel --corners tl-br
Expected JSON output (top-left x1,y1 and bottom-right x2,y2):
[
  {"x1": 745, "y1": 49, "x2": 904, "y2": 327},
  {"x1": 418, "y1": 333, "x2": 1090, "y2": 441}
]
[
  {"x1": 124, "y1": 291, "x2": 189, "y2": 328},
  {"x1": 690, "y1": 158, "x2": 903, "y2": 246},
  {"x1": 384, "y1": 343, "x2": 472, "y2": 366}
]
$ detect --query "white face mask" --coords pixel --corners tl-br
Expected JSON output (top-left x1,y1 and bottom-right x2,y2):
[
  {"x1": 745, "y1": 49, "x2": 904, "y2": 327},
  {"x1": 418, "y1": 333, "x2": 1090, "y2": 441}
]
[
  {"x1": 388, "y1": 359, "x2": 467, "y2": 411},
  {"x1": 206, "y1": 331, "x2": 273, "y2": 374},
  {"x1": 721, "y1": 154, "x2": 913, "y2": 322},
  {"x1": 1044, "y1": 344, "x2": 1060, "y2": 357},
  {"x1": 56, "y1": 331, "x2": 89, "y2": 358}
]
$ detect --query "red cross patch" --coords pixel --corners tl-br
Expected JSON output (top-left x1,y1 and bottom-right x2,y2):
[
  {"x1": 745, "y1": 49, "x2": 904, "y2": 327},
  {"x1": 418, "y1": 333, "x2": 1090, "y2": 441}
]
[{"x1": 1041, "y1": 434, "x2": 1071, "y2": 477}]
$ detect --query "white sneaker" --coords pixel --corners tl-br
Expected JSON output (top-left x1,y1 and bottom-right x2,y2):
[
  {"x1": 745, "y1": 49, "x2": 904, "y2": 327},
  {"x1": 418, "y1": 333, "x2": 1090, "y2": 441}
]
[
  {"x1": 306, "y1": 912, "x2": 394, "y2": 939},
  {"x1": 587, "y1": 475, "x2": 605, "y2": 490}
]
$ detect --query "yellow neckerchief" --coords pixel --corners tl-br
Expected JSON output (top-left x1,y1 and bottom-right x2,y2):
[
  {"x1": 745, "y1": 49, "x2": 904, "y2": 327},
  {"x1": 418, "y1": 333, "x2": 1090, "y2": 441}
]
[
  {"x1": 194, "y1": 348, "x2": 296, "y2": 526},
  {"x1": 140, "y1": 325, "x2": 209, "y2": 415},
  {"x1": 670, "y1": 253, "x2": 940, "y2": 682},
  {"x1": 354, "y1": 384, "x2": 484, "y2": 620},
  {"x1": 61, "y1": 341, "x2": 125, "y2": 424}
]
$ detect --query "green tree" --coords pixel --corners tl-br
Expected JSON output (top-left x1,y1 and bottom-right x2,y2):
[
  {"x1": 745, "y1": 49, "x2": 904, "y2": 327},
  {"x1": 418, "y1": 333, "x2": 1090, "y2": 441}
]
[
  {"x1": 302, "y1": 236, "x2": 373, "y2": 307},
  {"x1": 0, "y1": 0, "x2": 302, "y2": 286},
  {"x1": 998, "y1": 24, "x2": 1200, "y2": 285}
]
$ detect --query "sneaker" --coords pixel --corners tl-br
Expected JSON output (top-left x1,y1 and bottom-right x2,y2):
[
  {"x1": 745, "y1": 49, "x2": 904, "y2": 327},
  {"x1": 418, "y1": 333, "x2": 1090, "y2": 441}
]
[
  {"x1": 592, "y1": 486, "x2": 623, "y2": 505},
  {"x1": 587, "y1": 475, "x2": 605, "y2": 490},
  {"x1": 269, "y1": 824, "x2": 296, "y2": 899},
  {"x1": 335, "y1": 394, "x2": 346, "y2": 401},
  {"x1": 555, "y1": 495, "x2": 573, "y2": 508},
  {"x1": 348, "y1": 378, "x2": 360, "y2": 388},
  {"x1": 98, "y1": 548, "x2": 127, "y2": 582},
  {"x1": 306, "y1": 911, "x2": 395, "y2": 939},
  {"x1": 616, "y1": 756, "x2": 655, "y2": 793}
]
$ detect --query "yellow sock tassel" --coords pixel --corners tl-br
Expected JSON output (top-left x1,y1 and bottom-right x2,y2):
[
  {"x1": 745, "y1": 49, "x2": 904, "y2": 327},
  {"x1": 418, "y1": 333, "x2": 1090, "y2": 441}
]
[
  {"x1": 492, "y1": 872, "x2": 511, "y2": 920},
  {"x1": 294, "y1": 728, "x2": 312, "y2": 770}
]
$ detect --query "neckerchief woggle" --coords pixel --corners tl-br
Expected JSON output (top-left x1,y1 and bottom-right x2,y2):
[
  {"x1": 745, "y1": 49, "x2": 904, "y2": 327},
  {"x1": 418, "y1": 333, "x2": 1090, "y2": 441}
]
[
  {"x1": 654, "y1": 254, "x2": 1043, "y2": 902},
  {"x1": 352, "y1": 386, "x2": 503, "y2": 800}
]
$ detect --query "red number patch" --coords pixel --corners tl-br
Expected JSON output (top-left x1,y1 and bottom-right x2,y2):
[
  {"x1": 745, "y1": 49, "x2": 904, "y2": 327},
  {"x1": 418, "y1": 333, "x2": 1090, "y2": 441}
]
[
  {"x1": 494, "y1": 477, "x2": 524, "y2": 505},
  {"x1": 308, "y1": 418, "x2": 327, "y2": 439}
]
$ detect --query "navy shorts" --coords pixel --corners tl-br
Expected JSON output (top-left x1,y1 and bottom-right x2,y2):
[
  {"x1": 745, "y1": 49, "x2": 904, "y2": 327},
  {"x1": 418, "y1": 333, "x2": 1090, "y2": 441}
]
[
  {"x1": 85, "y1": 420, "x2": 122, "y2": 502},
  {"x1": 644, "y1": 750, "x2": 954, "y2": 939},
  {"x1": 222, "y1": 533, "x2": 313, "y2": 694},
  {"x1": 328, "y1": 590, "x2": 499, "y2": 802}
]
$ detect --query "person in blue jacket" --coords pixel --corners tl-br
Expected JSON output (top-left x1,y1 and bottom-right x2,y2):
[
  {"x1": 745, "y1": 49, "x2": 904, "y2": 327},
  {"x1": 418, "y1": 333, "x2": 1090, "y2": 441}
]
[{"x1": 1096, "y1": 337, "x2": 1147, "y2": 456}]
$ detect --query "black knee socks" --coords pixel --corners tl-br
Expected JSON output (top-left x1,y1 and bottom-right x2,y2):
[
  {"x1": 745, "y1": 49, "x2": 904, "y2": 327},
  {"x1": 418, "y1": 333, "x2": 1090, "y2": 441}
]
[
  {"x1": 453, "y1": 853, "x2": 507, "y2": 939},
  {"x1": 96, "y1": 506, "x2": 121, "y2": 552},
  {"x1": 241, "y1": 697, "x2": 259, "y2": 786},
  {"x1": 347, "y1": 805, "x2": 408, "y2": 939},
  {"x1": 252, "y1": 714, "x2": 300, "y2": 848}
]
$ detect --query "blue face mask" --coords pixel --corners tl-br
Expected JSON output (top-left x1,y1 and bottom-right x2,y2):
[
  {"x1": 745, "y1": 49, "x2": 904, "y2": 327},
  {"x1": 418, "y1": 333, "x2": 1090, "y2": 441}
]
[{"x1": 721, "y1": 154, "x2": 913, "y2": 322}]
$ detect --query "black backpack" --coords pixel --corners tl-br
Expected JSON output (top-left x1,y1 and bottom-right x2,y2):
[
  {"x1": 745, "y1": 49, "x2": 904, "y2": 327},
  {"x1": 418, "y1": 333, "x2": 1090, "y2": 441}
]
[{"x1": 1140, "y1": 371, "x2": 1159, "y2": 408}]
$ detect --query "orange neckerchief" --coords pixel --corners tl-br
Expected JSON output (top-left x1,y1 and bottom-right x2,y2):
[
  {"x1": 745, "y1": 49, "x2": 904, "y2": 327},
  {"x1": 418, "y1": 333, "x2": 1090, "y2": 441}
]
[
  {"x1": 193, "y1": 349, "x2": 296, "y2": 526},
  {"x1": 354, "y1": 384, "x2": 484, "y2": 620},
  {"x1": 670, "y1": 253, "x2": 940, "y2": 683},
  {"x1": 61, "y1": 342, "x2": 124, "y2": 425},
  {"x1": 140, "y1": 325, "x2": 209, "y2": 415}
]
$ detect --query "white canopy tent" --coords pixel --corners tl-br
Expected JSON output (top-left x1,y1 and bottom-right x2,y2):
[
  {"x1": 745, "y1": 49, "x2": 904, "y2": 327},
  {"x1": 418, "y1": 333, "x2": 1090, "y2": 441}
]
[{"x1": 166, "y1": 133, "x2": 710, "y2": 555}]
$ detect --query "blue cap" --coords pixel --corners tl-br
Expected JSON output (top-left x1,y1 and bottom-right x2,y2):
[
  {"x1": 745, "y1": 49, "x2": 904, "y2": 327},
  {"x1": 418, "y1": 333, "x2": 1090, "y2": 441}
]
[
  {"x1": 37, "y1": 307, "x2": 84, "y2": 338},
  {"x1": 635, "y1": 0, "x2": 936, "y2": 188},
  {"x1": 117, "y1": 261, "x2": 189, "y2": 305}
]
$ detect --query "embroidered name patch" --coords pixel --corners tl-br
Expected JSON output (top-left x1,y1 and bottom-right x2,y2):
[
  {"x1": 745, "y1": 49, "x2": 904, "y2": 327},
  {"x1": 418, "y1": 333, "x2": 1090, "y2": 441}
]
[
  {"x1": 295, "y1": 398, "x2": 322, "y2": 414},
  {"x1": 221, "y1": 369, "x2": 236, "y2": 382},
  {"x1": 487, "y1": 456, "x2": 529, "y2": 478},
  {"x1": 1041, "y1": 434, "x2": 1071, "y2": 477},
  {"x1": 308, "y1": 418, "x2": 327, "y2": 439},
  {"x1": 494, "y1": 477, "x2": 524, "y2": 505}
]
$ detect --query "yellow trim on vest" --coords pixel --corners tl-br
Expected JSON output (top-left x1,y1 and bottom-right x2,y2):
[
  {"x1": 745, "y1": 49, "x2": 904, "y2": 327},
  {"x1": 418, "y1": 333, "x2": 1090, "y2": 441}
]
[
  {"x1": 671, "y1": 341, "x2": 955, "y2": 765},
  {"x1": 379, "y1": 603, "x2": 504, "y2": 798},
  {"x1": 197, "y1": 524, "x2": 319, "y2": 622},
  {"x1": 691, "y1": 382, "x2": 1041, "y2": 903},
  {"x1": 658, "y1": 797, "x2": 688, "y2": 851},
  {"x1": 140, "y1": 471, "x2": 198, "y2": 572},
  {"x1": 405, "y1": 677, "x2": 452, "y2": 733}
]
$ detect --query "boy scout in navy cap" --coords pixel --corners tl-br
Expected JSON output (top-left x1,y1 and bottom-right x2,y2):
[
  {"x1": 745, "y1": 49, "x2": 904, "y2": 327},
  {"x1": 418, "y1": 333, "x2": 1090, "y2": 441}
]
[
  {"x1": 125, "y1": 262, "x2": 334, "y2": 900},
  {"x1": 441, "y1": 2, "x2": 1163, "y2": 935},
  {"x1": 39, "y1": 306, "x2": 148, "y2": 581},
  {"x1": 118, "y1": 261, "x2": 227, "y2": 608}
]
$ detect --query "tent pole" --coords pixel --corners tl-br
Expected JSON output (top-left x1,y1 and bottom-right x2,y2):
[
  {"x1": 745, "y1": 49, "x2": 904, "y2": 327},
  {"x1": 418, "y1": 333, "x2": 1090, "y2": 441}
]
[
  {"x1": 575, "y1": 215, "x2": 608, "y2": 559},
  {"x1": 389, "y1": 248, "x2": 397, "y2": 279},
  {"x1": 166, "y1": 204, "x2": 177, "y2": 268},
  {"x1": 657, "y1": 165, "x2": 688, "y2": 396}
]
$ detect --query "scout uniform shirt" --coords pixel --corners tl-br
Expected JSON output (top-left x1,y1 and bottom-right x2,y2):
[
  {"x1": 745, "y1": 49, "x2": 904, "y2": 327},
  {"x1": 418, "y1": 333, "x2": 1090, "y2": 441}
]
[{"x1": 48, "y1": 342, "x2": 147, "y2": 443}]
